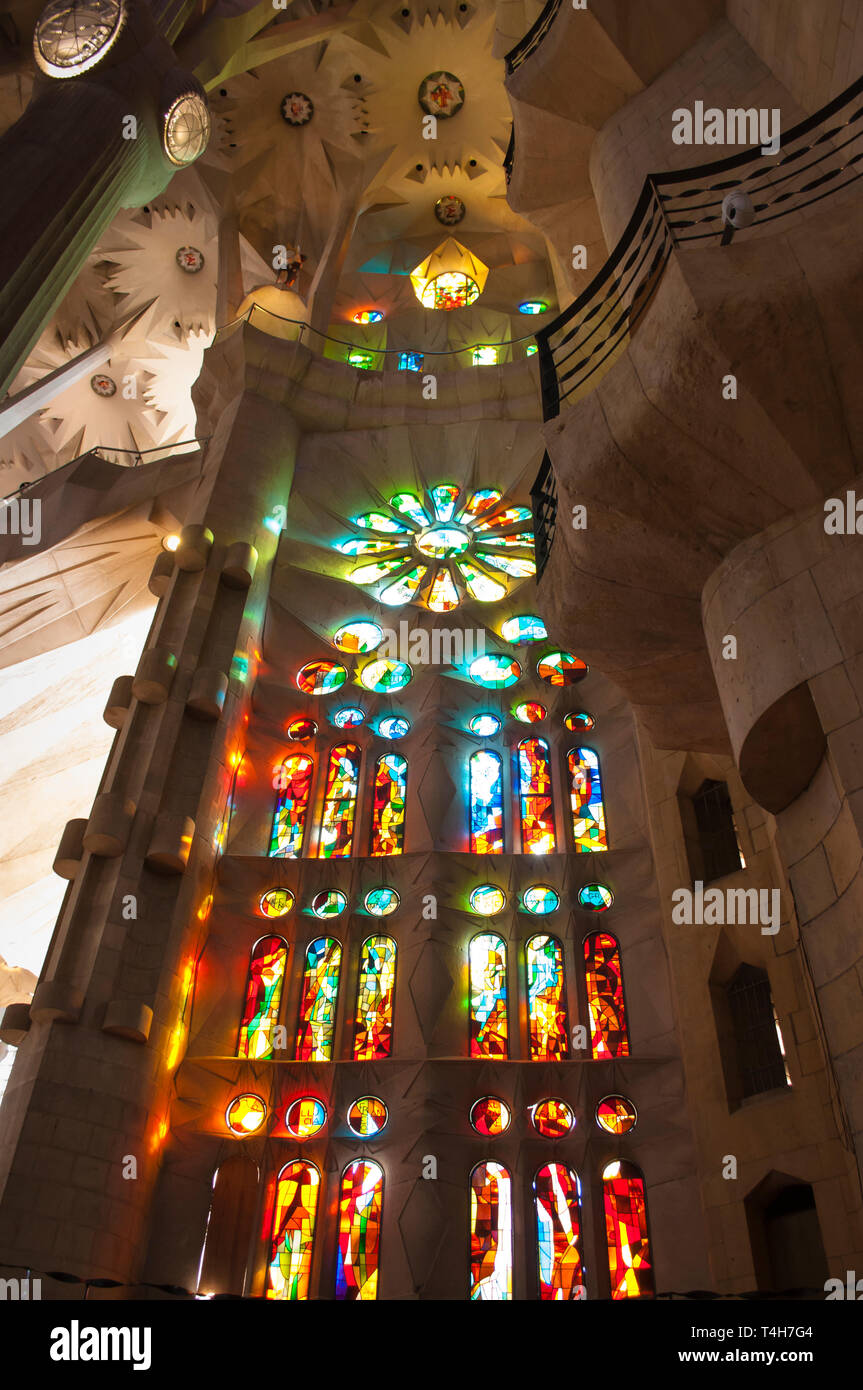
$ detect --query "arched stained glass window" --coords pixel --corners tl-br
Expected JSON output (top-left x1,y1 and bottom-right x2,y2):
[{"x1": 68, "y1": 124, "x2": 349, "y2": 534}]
[
  {"x1": 568, "y1": 745, "x2": 608, "y2": 852},
  {"x1": 518, "y1": 738, "x2": 556, "y2": 854},
  {"x1": 470, "y1": 749, "x2": 504, "y2": 854},
  {"x1": 266, "y1": 1161, "x2": 320, "y2": 1301},
  {"x1": 370, "y1": 754, "x2": 407, "y2": 856},
  {"x1": 269, "y1": 754, "x2": 314, "y2": 857},
  {"x1": 583, "y1": 932, "x2": 629, "y2": 1059},
  {"x1": 470, "y1": 1161, "x2": 512, "y2": 1300},
  {"x1": 318, "y1": 744, "x2": 360, "y2": 858},
  {"x1": 353, "y1": 935, "x2": 396, "y2": 1060},
  {"x1": 469, "y1": 932, "x2": 508, "y2": 1058},
  {"x1": 295, "y1": 937, "x2": 342, "y2": 1061},
  {"x1": 335, "y1": 1160, "x2": 384, "y2": 1301},
  {"x1": 602, "y1": 1160, "x2": 654, "y2": 1299},
  {"x1": 526, "y1": 934, "x2": 569, "y2": 1061},
  {"x1": 535, "y1": 1163, "x2": 584, "y2": 1301},
  {"x1": 237, "y1": 935, "x2": 288, "y2": 1060}
]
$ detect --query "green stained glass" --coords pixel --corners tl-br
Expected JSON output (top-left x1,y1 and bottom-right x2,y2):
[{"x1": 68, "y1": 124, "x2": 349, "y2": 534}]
[
  {"x1": 353, "y1": 512, "x2": 410, "y2": 533},
  {"x1": 379, "y1": 564, "x2": 427, "y2": 605},
  {"x1": 389, "y1": 492, "x2": 429, "y2": 527},
  {"x1": 431, "y1": 484, "x2": 460, "y2": 522},
  {"x1": 349, "y1": 559, "x2": 406, "y2": 585},
  {"x1": 479, "y1": 552, "x2": 536, "y2": 578},
  {"x1": 457, "y1": 561, "x2": 506, "y2": 603}
]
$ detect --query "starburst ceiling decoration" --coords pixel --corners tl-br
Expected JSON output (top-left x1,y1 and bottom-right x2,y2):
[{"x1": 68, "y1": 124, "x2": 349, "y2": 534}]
[{"x1": 98, "y1": 205, "x2": 218, "y2": 339}]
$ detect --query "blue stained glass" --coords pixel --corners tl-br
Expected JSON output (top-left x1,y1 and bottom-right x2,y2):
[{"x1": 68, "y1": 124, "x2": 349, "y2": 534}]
[
  {"x1": 378, "y1": 716, "x2": 410, "y2": 739},
  {"x1": 470, "y1": 750, "x2": 504, "y2": 854}
]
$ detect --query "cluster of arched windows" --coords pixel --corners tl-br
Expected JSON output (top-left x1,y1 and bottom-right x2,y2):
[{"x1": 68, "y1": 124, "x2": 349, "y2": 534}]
[
  {"x1": 270, "y1": 748, "x2": 406, "y2": 859},
  {"x1": 469, "y1": 743, "x2": 608, "y2": 854}
]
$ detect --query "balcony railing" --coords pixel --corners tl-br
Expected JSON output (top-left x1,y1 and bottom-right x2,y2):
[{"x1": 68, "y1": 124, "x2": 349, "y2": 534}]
[
  {"x1": 504, "y1": 0, "x2": 563, "y2": 75},
  {"x1": 530, "y1": 451, "x2": 558, "y2": 581}
]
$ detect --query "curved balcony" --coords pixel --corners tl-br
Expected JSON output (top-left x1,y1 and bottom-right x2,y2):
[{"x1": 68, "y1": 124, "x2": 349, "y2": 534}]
[{"x1": 504, "y1": 0, "x2": 563, "y2": 75}]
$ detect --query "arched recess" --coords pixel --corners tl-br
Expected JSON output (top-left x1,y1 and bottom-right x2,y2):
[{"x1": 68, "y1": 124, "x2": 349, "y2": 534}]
[
  {"x1": 675, "y1": 752, "x2": 745, "y2": 884},
  {"x1": 197, "y1": 1154, "x2": 260, "y2": 1297},
  {"x1": 744, "y1": 1171, "x2": 829, "y2": 1293},
  {"x1": 709, "y1": 933, "x2": 791, "y2": 1110},
  {"x1": 738, "y1": 682, "x2": 826, "y2": 815}
]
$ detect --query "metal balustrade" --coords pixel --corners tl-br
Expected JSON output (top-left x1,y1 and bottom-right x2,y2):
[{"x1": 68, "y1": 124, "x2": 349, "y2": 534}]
[{"x1": 504, "y1": 0, "x2": 563, "y2": 75}]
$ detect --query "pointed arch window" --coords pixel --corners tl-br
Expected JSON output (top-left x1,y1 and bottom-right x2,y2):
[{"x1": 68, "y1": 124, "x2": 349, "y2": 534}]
[
  {"x1": 518, "y1": 738, "x2": 556, "y2": 854},
  {"x1": 526, "y1": 934, "x2": 569, "y2": 1061},
  {"x1": 237, "y1": 935, "x2": 288, "y2": 1060},
  {"x1": 371, "y1": 754, "x2": 407, "y2": 856},
  {"x1": 269, "y1": 754, "x2": 314, "y2": 857},
  {"x1": 318, "y1": 744, "x2": 360, "y2": 858},
  {"x1": 470, "y1": 1161, "x2": 512, "y2": 1300},
  {"x1": 335, "y1": 1159, "x2": 384, "y2": 1301},
  {"x1": 568, "y1": 745, "x2": 608, "y2": 851},
  {"x1": 470, "y1": 749, "x2": 504, "y2": 853},
  {"x1": 583, "y1": 932, "x2": 629, "y2": 1059},
  {"x1": 469, "y1": 932, "x2": 508, "y2": 1058},
  {"x1": 295, "y1": 937, "x2": 342, "y2": 1061},
  {"x1": 266, "y1": 1161, "x2": 320, "y2": 1301},
  {"x1": 535, "y1": 1163, "x2": 584, "y2": 1301},
  {"x1": 197, "y1": 1156, "x2": 259, "y2": 1297},
  {"x1": 353, "y1": 935, "x2": 396, "y2": 1060},
  {"x1": 602, "y1": 1160, "x2": 654, "y2": 1299}
]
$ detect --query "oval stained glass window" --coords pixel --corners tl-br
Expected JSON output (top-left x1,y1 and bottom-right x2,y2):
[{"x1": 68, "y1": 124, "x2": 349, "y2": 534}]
[
  {"x1": 456, "y1": 560, "x2": 506, "y2": 603},
  {"x1": 364, "y1": 886, "x2": 399, "y2": 916},
  {"x1": 523, "y1": 885, "x2": 560, "y2": 915},
  {"x1": 311, "y1": 889, "x2": 347, "y2": 918},
  {"x1": 285, "y1": 1096, "x2": 327, "y2": 1138},
  {"x1": 596, "y1": 1095, "x2": 637, "y2": 1135},
  {"x1": 470, "y1": 1096, "x2": 511, "y2": 1137},
  {"x1": 530, "y1": 1098, "x2": 575, "y2": 1138},
  {"x1": 297, "y1": 661, "x2": 347, "y2": 695},
  {"x1": 514, "y1": 701, "x2": 546, "y2": 724},
  {"x1": 480, "y1": 553, "x2": 536, "y2": 579},
  {"x1": 469, "y1": 713, "x2": 501, "y2": 736},
  {"x1": 225, "y1": 1093, "x2": 267, "y2": 1136},
  {"x1": 360, "y1": 659, "x2": 412, "y2": 693},
  {"x1": 500, "y1": 615, "x2": 547, "y2": 644},
  {"x1": 578, "y1": 883, "x2": 613, "y2": 911},
  {"x1": 379, "y1": 564, "x2": 428, "y2": 606},
  {"x1": 378, "y1": 716, "x2": 410, "y2": 739},
  {"x1": 565, "y1": 711, "x2": 595, "y2": 732},
  {"x1": 537, "y1": 651, "x2": 588, "y2": 686},
  {"x1": 260, "y1": 888, "x2": 294, "y2": 918},
  {"x1": 347, "y1": 1095, "x2": 388, "y2": 1137},
  {"x1": 333, "y1": 706, "x2": 365, "y2": 728},
  {"x1": 287, "y1": 717, "x2": 317, "y2": 740},
  {"x1": 333, "y1": 621, "x2": 383, "y2": 653},
  {"x1": 470, "y1": 884, "x2": 506, "y2": 916},
  {"x1": 469, "y1": 654, "x2": 521, "y2": 689}
]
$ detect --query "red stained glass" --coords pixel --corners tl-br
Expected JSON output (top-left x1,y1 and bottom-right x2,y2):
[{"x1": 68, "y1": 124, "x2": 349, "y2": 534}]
[
  {"x1": 295, "y1": 937, "x2": 342, "y2": 1061},
  {"x1": 370, "y1": 754, "x2": 406, "y2": 856},
  {"x1": 568, "y1": 746, "x2": 608, "y2": 852},
  {"x1": 353, "y1": 935, "x2": 396, "y2": 1060},
  {"x1": 269, "y1": 755, "x2": 313, "y2": 857},
  {"x1": 603, "y1": 1160, "x2": 654, "y2": 1299},
  {"x1": 336, "y1": 1160, "x2": 384, "y2": 1300},
  {"x1": 318, "y1": 744, "x2": 360, "y2": 858},
  {"x1": 583, "y1": 932, "x2": 629, "y2": 1059},
  {"x1": 237, "y1": 935, "x2": 288, "y2": 1060},
  {"x1": 535, "y1": 1164, "x2": 584, "y2": 1301},
  {"x1": 470, "y1": 1162, "x2": 512, "y2": 1300},
  {"x1": 517, "y1": 738, "x2": 556, "y2": 854},
  {"x1": 266, "y1": 1161, "x2": 320, "y2": 1300}
]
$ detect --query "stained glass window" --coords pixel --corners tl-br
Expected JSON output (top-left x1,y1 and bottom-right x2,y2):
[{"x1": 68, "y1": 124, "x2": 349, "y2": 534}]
[
  {"x1": 431, "y1": 484, "x2": 460, "y2": 521},
  {"x1": 470, "y1": 884, "x2": 506, "y2": 915},
  {"x1": 536, "y1": 651, "x2": 588, "y2": 685},
  {"x1": 603, "y1": 1160, "x2": 654, "y2": 1299},
  {"x1": 312, "y1": 889, "x2": 347, "y2": 918},
  {"x1": 260, "y1": 887, "x2": 293, "y2": 918},
  {"x1": 336, "y1": 1160, "x2": 384, "y2": 1300},
  {"x1": 469, "y1": 932, "x2": 507, "y2": 1058},
  {"x1": 470, "y1": 750, "x2": 504, "y2": 853},
  {"x1": 523, "y1": 885, "x2": 559, "y2": 915},
  {"x1": 469, "y1": 713, "x2": 500, "y2": 736},
  {"x1": 518, "y1": 738, "x2": 556, "y2": 855},
  {"x1": 225, "y1": 1094, "x2": 266, "y2": 1136},
  {"x1": 530, "y1": 1097, "x2": 574, "y2": 1137},
  {"x1": 296, "y1": 660, "x2": 347, "y2": 694},
  {"x1": 365, "y1": 886, "x2": 399, "y2": 916},
  {"x1": 266, "y1": 1160, "x2": 320, "y2": 1300},
  {"x1": 237, "y1": 936, "x2": 287, "y2": 1060},
  {"x1": 584, "y1": 932, "x2": 629, "y2": 1059},
  {"x1": 287, "y1": 717, "x2": 317, "y2": 740},
  {"x1": 578, "y1": 882, "x2": 613, "y2": 911},
  {"x1": 514, "y1": 701, "x2": 546, "y2": 723},
  {"x1": 333, "y1": 706, "x2": 365, "y2": 729},
  {"x1": 482, "y1": 552, "x2": 535, "y2": 578},
  {"x1": 347, "y1": 1096, "x2": 388, "y2": 1137},
  {"x1": 535, "y1": 1164, "x2": 584, "y2": 1301},
  {"x1": 354, "y1": 935, "x2": 396, "y2": 1060},
  {"x1": 473, "y1": 505, "x2": 532, "y2": 532},
  {"x1": 390, "y1": 493, "x2": 429, "y2": 527},
  {"x1": 333, "y1": 621, "x2": 383, "y2": 653},
  {"x1": 378, "y1": 716, "x2": 410, "y2": 739},
  {"x1": 285, "y1": 1097, "x2": 327, "y2": 1138},
  {"x1": 360, "y1": 659, "x2": 412, "y2": 693},
  {"x1": 269, "y1": 754, "x2": 313, "y2": 857},
  {"x1": 500, "y1": 614, "x2": 547, "y2": 644},
  {"x1": 380, "y1": 564, "x2": 428, "y2": 605},
  {"x1": 456, "y1": 560, "x2": 506, "y2": 602},
  {"x1": 565, "y1": 711, "x2": 595, "y2": 732},
  {"x1": 526, "y1": 934, "x2": 569, "y2": 1061},
  {"x1": 596, "y1": 1095, "x2": 637, "y2": 1135},
  {"x1": 463, "y1": 488, "x2": 502, "y2": 520},
  {"x1": 318, "y1": 744, "x2": 360, "y2": 858},
  {"x1": 469, "y1": 654, "x2": 521, "y2": 688},
  {"x1": 295, "y1": 937, "x2": 342, "y2": 1061},
  {"x1": 470, "y1": 1162, "x2": 512, "y2": 1300},
  {"x1": 428, "y1": 568, "x2": 459, "y2": 612},
  {"x1": 568, "y1": 746, "x2": 608, "y2": 852},
  {"x1": 371, "y1": 754, "x2": 407, "y2": 856},
  {"x1": 470, "y1": 1096, "x2": 511, "y2": 1136}
]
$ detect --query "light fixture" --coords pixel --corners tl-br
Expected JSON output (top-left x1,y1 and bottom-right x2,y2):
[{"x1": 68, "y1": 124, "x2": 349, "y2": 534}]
[
  {"x1": 410, "y1": 237, "x2": 488, "y2": 311},
  {"x1": 519, "y1": 300, "x2": 548, "y2": 315},
  {"x1": 162, "y1": 534, "x2": 180, "y2": 552}
]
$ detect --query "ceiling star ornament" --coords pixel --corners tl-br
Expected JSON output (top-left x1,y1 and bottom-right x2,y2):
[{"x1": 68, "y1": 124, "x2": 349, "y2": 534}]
[
  {"x1": 434, "y1": 194, "x2": 466, "y2": 226},
  {"x1": 410, "y1": 237, "x2": 488, "y2": 310},
  {"x1": 418, "y1": 71, "x2": 465, "y2": 119},
  {"x1": 176, "y1": 246, "x2": 204, "y2": 274},
  {"x1": 280, "y1": 92, "x2": 314, "y2": 126}
]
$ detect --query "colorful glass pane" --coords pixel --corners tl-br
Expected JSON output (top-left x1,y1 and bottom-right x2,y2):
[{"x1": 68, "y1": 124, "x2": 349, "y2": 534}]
[
  {"x1": 470, "y1": 1162, "x2": 512, "y2": 1300},
  {"x1": 568, "y1": 746, "x2": 608, "y2": 851},
  {"x1": 565, "y1": 711, "x2": 595, "y2": 732},
  {"x1": 378, "y1": 716, "x2": 410, "y2": 738},
  {"x1": 584, "y1": 933, "x2": 629, "y2": 1059},
  {"x1": 269, "y1": 754, "x2": 314, "y2": 857},
  {"x1": 473, "y1": 506, "x2": 532, "y2": 532},
  {"x1": 338, "y1": 537, "x2": 399, "y2": 555},
  {"x1": 579, "y1": 883, "x2": 613, "y2": 911},
  {"x1": 360, "y1": 658, "x2": 412, "y2": 693},
  {"x1": 427, "y1": 567, "x2": 459, "y2": 612},
  {"x1": 537, "y1": 650, "x2": 588, "y2": 685},
  {"x1": 526, "y1": 935, "x2": 569, "y2": 1061},
  {"x1": 431, "y1": 483, "x2": 460, "y2": 522},
  {"x1": 470, "y1": 884, "x2": 506, "y2": 915},
  {"x1": 424, "y1": 272, "x2": 478, "y2": 310},
  {"x1": 353, "y1": 512, "x2": 409, "y2": 533},
  {"x1": 415, "y1": 526, "x2": 469, "y2": 558},
  {"x1": 514, "y1": 701, "x2": 546, "y2": 723},
  {"x1": 501, "y1": 614, "x2": 547, "y2": 644},
  {"x1": 364, "y1": 886, "x2": 399, "y2": 916},
  {"x1": 462, "y1": 488, "x2": 502, "y2": 520},
  {"x1": 603, "y1": 1160, "x2": 654, "y2": 1299},
  {"x1": 469, "y1": 654, "x2": 521, "y2": 688},
  {"x1": 389, "y1": 492, "x2": 429, "y2": 527},
  {"x1": 333, "y1": 621, "x2": 383, "y2": 653},
  {"x1": 596, "y1": 1095, "x2": 637, "y2": 1135},
  {"x1": 285, "y1": 1096, "x2": 327, "y2": 1139},
  {"x1": 260, "y1": 887, "x2": 294, "y2": 917},
  {"x1": 348, "y1": 1096, "x2": 388, "y2": 1137},
  {"x1": 296, "y1": 660, "x2": 347, "y2": 695},
  {"x1": 470, "y1": 1096, "x2": 511, "y2": 1136},
  {"x1": 523, "y1": 884, "x2": 559, "y2": 915},
  {"x1": 318, "y1": 744, "x2": 360, "y2": 858},
  {"x1": 354, "y1": 935, "x2": 396, "y2": 1060},
  {"x1": 397, "y1": 352, "x2": 423, "y2": 372},
  {"x1": 371, "y1": 754, "x2": 406, "y2": 856},
  {"x1": 518, "y1": 738, "x2": 556, "y2": 854},
  {"x1": 335, "y1": 1160, "x2": 384, "y2": 1301},
  {"x1": 472, "y1": 346, "x2": 498, "y2": 366},
  {"x1": 456, "y1": 560, "x2": 506, "y2": 602},
  {"x1": 469, "y1": 713, "x2": 501, "y2": 736},
  {"x1": 469, "y1": 933, "x2": 507, "y2": 1058},
  {"x1": 470, "y1": 750, "x2": 504, "y2": 854},
  {"x1": 333, "y1": 706, "x2": 365, "y2": 728},
  {"x1": 349, "y1": 559, "x2": 408, "y2": 585},
  {"x1": 295, "y1": 937, "x2": 342, "y2": 1061},
  {"x1": 312, "y1": 889, "x2": 347, "y2": 918},
  {"x1": 530, "y1": 1098, "x2": 574, "y2": 1137},
  {"x1": 287, "y1": 717, "x2": 317, "y2": 740},
  {"x1": 225, "y1": 1093, "x2": 266, "y2": 1136},
  {"x1": 379, "y1": 564, "x2": 428, "y2": 605},
  {"x1": 535, "y1": 1164, "x2": 584, "y2": 1302},
  {"x1": 479, "y1": 552, "x2": 536, "y2": 578},
  {"x1": 238, "y1": 936, "x2": 287, "y2": 1060},
  {"x1": 482, "y1": 532, "x2": 534, "y2": 548},
  {"x1": 266, "y1": 1161, "x2": 320, "y2": 1301}
]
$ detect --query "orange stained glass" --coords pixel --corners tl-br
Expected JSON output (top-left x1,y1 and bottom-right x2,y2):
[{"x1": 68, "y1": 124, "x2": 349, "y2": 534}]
[
  {"x1": 603, "y1": 1160, "x2": 654, "y2": 1299},
  {"x1": 266, "y1": 1160, "x2": 320, "y2": 1300},
  {"x1": 470, "y1": 1161, "x2": 512, "y2": 1300},
  {"x1": 353, "y1": 935, "x2": 396, "y2": 1060},
  {"x1": 237, "y1": 936, "x2": 288, "y2": 1061},
  {"x1": 469, "y1": 932, "x2": 508, "y2": 1058},
  {"x1": 335, "y1": 1160, "x2": 384, "y2": 1300},
  {"x1": 535, "y1": 1163, "x2": 584, "y2": 1301},
  {"x1": 584, "y1": 932, "x2": 629, "y2": 1059},
  {"x1": 518, "y1": 738, "x2": 556, "y2": 854}
]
